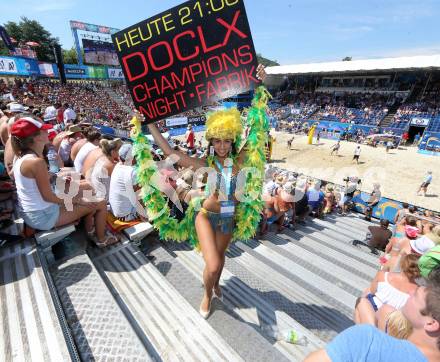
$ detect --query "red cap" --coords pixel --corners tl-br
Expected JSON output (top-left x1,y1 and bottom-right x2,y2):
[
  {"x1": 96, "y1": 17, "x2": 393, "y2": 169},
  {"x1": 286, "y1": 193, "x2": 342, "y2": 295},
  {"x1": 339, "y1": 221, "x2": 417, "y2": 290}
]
[
  {"x1": 10, "y1": 117, "x2": 53, "y2": 138},
  {"x1": 47, "y1": 126, "x2": 57, "y2": 141}
]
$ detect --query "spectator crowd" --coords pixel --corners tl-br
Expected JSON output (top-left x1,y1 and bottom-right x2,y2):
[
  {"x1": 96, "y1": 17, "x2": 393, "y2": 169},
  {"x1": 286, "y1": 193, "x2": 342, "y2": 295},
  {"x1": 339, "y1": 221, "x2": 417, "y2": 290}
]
[{"x1": 1, "y1": 76, "x2": 440, "y2": 362}]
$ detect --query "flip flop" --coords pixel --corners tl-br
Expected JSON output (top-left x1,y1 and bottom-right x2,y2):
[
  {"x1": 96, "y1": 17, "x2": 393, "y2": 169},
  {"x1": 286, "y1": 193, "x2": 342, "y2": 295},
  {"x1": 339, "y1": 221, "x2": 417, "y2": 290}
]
[{"x1": 95, "y1": 233, "x2": 119, "y2": 249}]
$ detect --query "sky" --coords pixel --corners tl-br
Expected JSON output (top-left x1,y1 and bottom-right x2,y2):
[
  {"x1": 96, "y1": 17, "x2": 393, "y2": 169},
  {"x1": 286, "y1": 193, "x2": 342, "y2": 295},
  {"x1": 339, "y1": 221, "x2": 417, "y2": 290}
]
[{"x1": 1, "y1": 0, "x2": 439, "y2": 65}]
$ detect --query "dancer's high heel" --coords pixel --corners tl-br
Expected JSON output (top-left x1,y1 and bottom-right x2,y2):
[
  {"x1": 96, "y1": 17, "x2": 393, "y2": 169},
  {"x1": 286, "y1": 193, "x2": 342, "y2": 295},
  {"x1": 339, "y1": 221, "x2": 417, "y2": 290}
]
[{"x1": 199, "y1": 295, "x2": 212, "y2": 319}]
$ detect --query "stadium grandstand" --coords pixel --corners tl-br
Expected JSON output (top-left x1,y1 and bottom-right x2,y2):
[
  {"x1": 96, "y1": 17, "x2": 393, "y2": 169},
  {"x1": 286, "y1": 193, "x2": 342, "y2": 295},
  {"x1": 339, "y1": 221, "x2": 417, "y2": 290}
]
[
  {"x1": 1, "y1": 12, "x2": 440, "y2": 362},
  {"x1": 265, "y1": 54, "x2": 440, "y2": 148}
]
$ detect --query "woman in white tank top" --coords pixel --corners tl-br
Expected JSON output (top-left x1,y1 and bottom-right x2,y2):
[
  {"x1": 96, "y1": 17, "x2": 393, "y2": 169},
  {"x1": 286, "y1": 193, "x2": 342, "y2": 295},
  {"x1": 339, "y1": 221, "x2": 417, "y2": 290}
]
[
  {"x1": 73, "y1": 128, "x2": 101, "y2": 173},
  {"x1": 10, "y1": 116, "x2": 118, "y2": 248},
  {"x1": 354, "y1": 254, "x2": 420, "y2": 326}
]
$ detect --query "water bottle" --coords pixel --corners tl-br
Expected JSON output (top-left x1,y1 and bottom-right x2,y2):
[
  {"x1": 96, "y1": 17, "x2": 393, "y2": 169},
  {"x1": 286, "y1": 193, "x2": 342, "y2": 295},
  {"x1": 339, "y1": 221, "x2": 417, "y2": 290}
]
[
  {"x1": 47, "y1": 146, "x2": 60, "y2": 174},
  {"x1": 262, "y1": 326, "x2": 308, "y2": 346},
  {"x1": 279, "y1": 329, "x2": 308, "y2": 345}
]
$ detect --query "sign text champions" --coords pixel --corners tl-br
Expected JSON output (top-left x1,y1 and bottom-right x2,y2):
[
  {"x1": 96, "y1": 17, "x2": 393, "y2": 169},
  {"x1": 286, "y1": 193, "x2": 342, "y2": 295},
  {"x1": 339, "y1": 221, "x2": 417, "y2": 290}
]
[{"x1": 112, "y1": 0, "x2": 259, "y2": 123}]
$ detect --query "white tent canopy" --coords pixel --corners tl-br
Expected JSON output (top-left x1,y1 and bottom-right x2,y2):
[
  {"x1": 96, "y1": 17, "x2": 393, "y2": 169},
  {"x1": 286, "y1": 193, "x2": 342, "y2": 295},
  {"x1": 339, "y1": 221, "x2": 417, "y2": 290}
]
[{"x1": 266, "y1": 54, "x2": 440, "y2": 76}]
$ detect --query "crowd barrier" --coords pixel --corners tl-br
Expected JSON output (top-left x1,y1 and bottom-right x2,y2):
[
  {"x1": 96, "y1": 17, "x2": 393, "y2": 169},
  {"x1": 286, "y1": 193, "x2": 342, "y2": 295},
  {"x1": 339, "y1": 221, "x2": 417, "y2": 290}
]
[
  {"x1": 0, "y1": 55, "x2": 124, "y2": 80},
  {"x1": 418, "y1": 131, "x2": 440, "y2": 156}
]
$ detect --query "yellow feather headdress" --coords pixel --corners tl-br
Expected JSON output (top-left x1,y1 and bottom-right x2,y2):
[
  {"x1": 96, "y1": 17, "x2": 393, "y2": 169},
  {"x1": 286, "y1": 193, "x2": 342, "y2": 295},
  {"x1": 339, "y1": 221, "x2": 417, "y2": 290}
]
[{"x1": 205, "y1": 108, "x2": 243, "y2": 142}]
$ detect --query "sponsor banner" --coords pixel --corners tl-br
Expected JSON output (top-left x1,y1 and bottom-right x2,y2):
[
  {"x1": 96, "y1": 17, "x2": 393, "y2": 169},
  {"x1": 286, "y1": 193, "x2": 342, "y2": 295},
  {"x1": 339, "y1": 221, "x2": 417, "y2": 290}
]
[
  {"x1": 352, "y1": 193, "x2": 403, "y2": 224},
  {"x1": 38, "y1": 62, "x2": 55, "y2": 77},
  {"x1": 108, "y1": 67, "x2": 124, "y2": 79},
  {"x1": 0, "y1": 56, "x2": 40, "y2": 76},
  {"x1": 94, "y1": 124, "x2": 115, "y2": 136},
  {"x1": 18, "y1": 57, "x2": 40, "y2": 75},
  {"x1": 188, "y1": 114, "x2": 207, "y2": 124},
  {"x1": 166, "y1": 117, "x2": 188, "y2": 127},
  {"x1": 114, "y1": 128, "x2": 130, "y2": 138},
  {"x1": 70, "y1": 20, "x2": 119, "y2": 35},
  {"x1": 411, "y1": 117, "x2": 430, "y2": 127},
  {"x1": 65, "y1": 66, "x2": 87, "y2": 76},
  {"x1": 168, "y1": 124, "x2": 205, "y2": 136},
  {"x1": 112, "y1": 0, "x2": 259, "y2": 123},
  {"x1": 88, "y1": 66, "x2": 107, "y2": 79},
  {"x1": 0, "y1": 57, "x2": 18, "y2": 74},
  {"x1": 419, "y1": 131, "x2": 440, "y2": 154}
]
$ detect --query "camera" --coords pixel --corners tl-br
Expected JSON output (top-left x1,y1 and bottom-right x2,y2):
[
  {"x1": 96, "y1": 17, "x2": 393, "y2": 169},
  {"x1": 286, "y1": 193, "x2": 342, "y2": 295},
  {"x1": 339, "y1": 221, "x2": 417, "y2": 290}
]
[{"x1": 344, "y1": 177, "x2": 362, "y2": 184}]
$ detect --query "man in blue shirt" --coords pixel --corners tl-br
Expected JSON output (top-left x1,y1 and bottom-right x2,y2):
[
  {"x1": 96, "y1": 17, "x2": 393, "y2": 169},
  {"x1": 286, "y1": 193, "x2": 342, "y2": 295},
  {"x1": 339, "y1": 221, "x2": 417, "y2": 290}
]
[
  {"x1": 417, "y1": 171, "x2": 433, "y2": 197},
  {"x1": 304, "y1": 277, "x2": 440, "y2": 361}
]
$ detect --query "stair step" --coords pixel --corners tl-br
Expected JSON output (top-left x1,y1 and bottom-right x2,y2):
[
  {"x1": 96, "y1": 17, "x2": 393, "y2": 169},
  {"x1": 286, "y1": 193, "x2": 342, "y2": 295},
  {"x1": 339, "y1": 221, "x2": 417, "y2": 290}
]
[
  {"x1": 161, "y1": 241, "x2": 326, "y2": 361},
  {"x1": 295, "y1": 223, "x2": 380, "y2": 265},
  {"x1": 257, "y1": 235, "x2": 369, "y2": 293},
  {"x1": 89, "y1": 240, "x2": 243, "y2": 361},
  {"x1": 149, "y1": 244, "x2": 289, "y2": 362},
  {"x1": 275, "y1": 230, "x2": 378, "y2": 279},
  {"x1": 0, "y1": 240, "x2": 71, "y2": 361},
  {"x1": 225, "y1": 241, "x2": 354, "y2": 339},
  {"x1": 51, "y1": 251, "x2": 152, "y2": 361}
]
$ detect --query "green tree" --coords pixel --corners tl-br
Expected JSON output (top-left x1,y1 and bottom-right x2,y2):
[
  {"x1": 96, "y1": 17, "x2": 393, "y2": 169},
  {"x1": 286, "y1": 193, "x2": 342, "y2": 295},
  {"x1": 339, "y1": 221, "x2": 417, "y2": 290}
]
[
  {"x1": 62, "y1": 47, "x2": 78, "y2": 64},
  {"x1": 0, "y1": 17, "x2": 60, "y2": 62},
  {"x1": 257, "y1": 53, "x2": 279, "y2": 67},
  {"x1": 342, "y1": 56, "x2": 352, "y2": 61}
]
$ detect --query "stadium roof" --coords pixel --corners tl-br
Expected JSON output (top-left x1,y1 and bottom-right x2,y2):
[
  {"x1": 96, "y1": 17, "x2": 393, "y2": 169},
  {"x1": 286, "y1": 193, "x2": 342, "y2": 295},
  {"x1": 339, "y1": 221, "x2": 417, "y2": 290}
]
[{"x1": 266, "y1": 54, "x2": 440, "y2": 77}]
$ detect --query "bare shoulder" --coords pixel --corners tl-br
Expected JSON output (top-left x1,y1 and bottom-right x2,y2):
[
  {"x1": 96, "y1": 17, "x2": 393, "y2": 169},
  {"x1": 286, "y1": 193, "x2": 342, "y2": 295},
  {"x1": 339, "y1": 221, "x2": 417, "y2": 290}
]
[{"x1": 21, "y1": 156, "x2": 46, "y2": 177}]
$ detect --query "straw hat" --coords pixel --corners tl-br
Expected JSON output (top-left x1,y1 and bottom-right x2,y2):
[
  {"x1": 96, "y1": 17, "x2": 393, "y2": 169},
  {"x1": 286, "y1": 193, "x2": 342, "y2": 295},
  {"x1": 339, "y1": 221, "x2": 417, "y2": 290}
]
[
  {"x1": 325, "y1": 183, "x2": 335, "y2": 192},
  {"x1": 276, "y1": 175, "x2": 286, "y2": 185}
]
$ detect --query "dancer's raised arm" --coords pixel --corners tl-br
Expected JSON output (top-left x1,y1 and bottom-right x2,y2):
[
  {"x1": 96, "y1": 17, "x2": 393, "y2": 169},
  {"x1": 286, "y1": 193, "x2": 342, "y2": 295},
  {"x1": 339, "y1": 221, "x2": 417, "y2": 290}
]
[{"x1": 147, "y1": 122, "x2": 205, "y2": 170}]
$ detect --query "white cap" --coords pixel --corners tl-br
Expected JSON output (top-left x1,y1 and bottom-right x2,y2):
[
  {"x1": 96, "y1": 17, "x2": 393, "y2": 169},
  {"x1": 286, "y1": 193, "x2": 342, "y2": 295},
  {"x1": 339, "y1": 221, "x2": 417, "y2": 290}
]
[
  {"x1": 8, "y1": 103, "x2": 28, "y2": 113},
  {"x1": 410, "y1": 236, "x2": 435, "y2": 255},
  {"x1": 44, "y1": 106, "x2": 57, "y2": 121}
]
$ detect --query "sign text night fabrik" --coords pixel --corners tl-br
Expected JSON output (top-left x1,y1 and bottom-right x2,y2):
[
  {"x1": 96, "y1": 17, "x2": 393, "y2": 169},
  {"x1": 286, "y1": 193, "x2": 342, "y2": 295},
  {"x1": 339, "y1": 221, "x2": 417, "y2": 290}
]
[{"x1": 112, "y1": 0, "x2": 259, "y2": 123}]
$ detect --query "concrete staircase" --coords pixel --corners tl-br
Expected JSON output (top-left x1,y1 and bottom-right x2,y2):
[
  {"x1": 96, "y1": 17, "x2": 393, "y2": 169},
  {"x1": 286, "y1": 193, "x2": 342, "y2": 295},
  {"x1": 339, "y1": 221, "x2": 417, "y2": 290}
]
[
  {"x1": 1, "y1": 212, "x2": 381, "y2": 361},
  {"x1": 379, "y1": 102, "x2": 402, "y2": 128},
  {"x1": 104, "y1": 87, "x2": 133, "y2": 115}
]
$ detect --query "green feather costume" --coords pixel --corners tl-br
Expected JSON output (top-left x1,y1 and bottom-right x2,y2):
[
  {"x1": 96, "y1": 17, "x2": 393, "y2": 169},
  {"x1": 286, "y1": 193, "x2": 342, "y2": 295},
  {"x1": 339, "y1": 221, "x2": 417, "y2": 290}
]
[{"x1": 131, "y1": 86, "x2": 271, "y2": 248}]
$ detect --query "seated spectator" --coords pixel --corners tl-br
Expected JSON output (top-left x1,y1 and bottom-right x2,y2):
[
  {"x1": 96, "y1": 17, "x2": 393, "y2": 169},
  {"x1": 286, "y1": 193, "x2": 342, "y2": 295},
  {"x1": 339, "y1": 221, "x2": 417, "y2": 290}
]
[
  {"x1": 323, "y1": 184, "x2": 336, "y2": 214},
  {"x1": 341, "y1": 177, "x2": 359, "y2": 216},
  {"x1": 383, "y1": 218, "x2": 420, "y2": 271},
  {"x1": 73, "y1": 128, "x2": 101, "y2": 173},
  {"x1": 264, "y1": 172, "x2": 279, "y2": 196},
  {"x1": 307, "y1": 182, "x2": 325, "y2": 218},
  {"x1": 63, "y1": 103, "x2": 76, "y2": 125},
  {"x1": 0, "y1": 103, "x2": 28, "y2": 145},
  {"x1": 377, "y1": 308, "x2": 413, "y2": 340},
  {"x1": 386, "y1": 226, "x2": 439, "y2": 271},
  {"x1": 418, "y1": 210, "x2": 436, "y2": 235},
  {"x1": 354, "y1": 254, "x2": 420, "y2": 325},
  {"x1": 83, "y1": 138, "x2": 123, "y2": 200},
  {"x1": 260, "y1": 187, "x2": 285, "y2": 235},
  {"x1": 419, "y1": 244, "x2": 440, "y2": 278},
  {"x1": 305, "y1": 275, "x2": 440, "y2": 362},
  {"x1": 10, "y1": 116, "x2": 117, "y2": 247},
  {"x1": 70, "y1": 138, "x2": 88, "y2": 162},
  {"x1": 365, "y1": 183, "x2": 381, "y2": 221},
  {"x1": 277, "y1": 182, "x2": 295, "y2": 229},
  {"x1": 109, "y1": 143, "x2": 145, "y2": 221},
  {"x1": 394, "y1": 202, "x2": 410, "y2": 225},
  {"x1": 294, "y1": 181, "x2": 309, "y2": 224},
  {"x1": 353, "y1": 219, "x2": 392, "y2": 253},
  {"x1": 58, "y1": 125, "x2": 83, "y2": 167}
]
